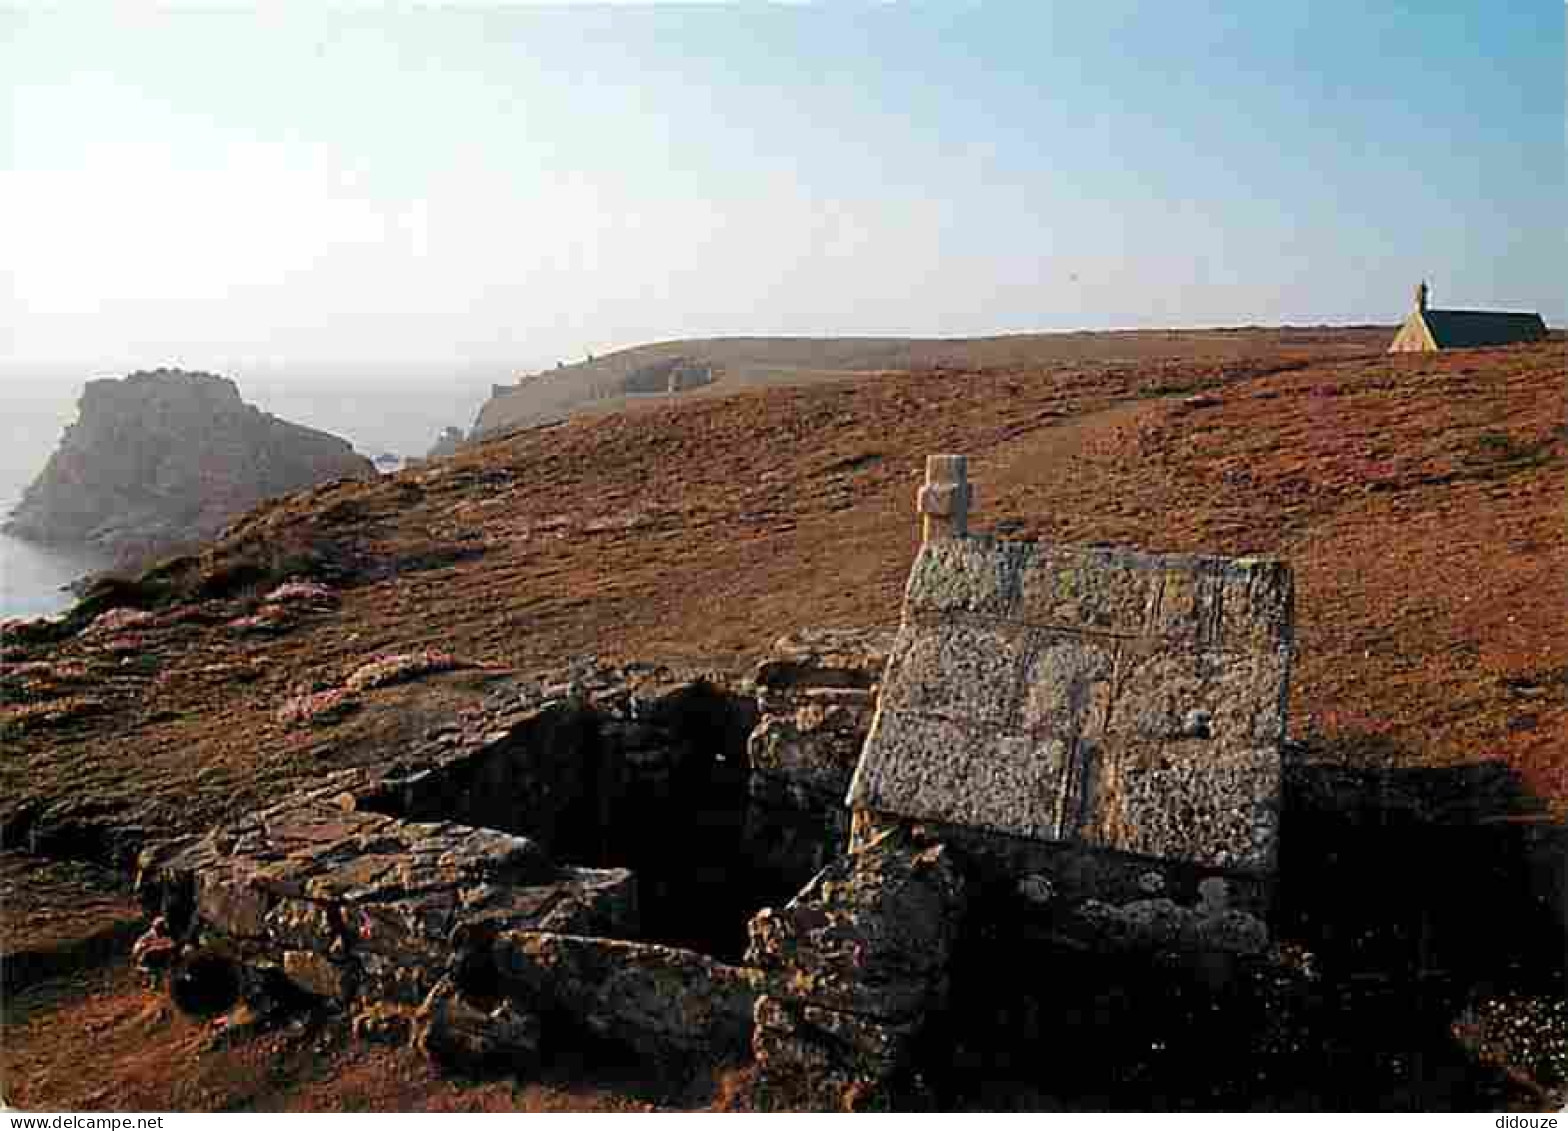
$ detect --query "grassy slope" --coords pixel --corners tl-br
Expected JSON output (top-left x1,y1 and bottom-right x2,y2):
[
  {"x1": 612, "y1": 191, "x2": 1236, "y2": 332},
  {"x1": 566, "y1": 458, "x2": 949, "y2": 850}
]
[{"x1": 472, "y1": 325, "x2": 1395, "y2": 436}]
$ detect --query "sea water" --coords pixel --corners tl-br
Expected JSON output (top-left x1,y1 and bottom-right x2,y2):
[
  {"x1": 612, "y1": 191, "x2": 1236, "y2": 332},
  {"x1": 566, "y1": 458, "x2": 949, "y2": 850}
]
[
  {"x1": 0, "y1": 387, "x2": 96, "y2": 621},
  {"x1": 0, "y1": 523, "x2": 110, "y2": 621},
  {"x1": 0, "y1": 369, "x2": 503, "y2": 622}
]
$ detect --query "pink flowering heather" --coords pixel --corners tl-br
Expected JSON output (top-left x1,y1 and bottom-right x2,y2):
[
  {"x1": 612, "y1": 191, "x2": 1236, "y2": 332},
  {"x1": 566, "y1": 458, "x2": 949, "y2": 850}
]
[
  {"x1": 84, "y1": 607, "x2": 158, "y2": 636},
  {"x1": 275, "y1": 688, "x2": 360, "y2": 728},
  {"x1": 344, "y1": 649, "x2": 462, "y2": 693},
  {"x1": 227, "y1": 605, "x2": 294, "y2": 633},
  {"x1": 263, "y1": 581, "x2": 338, "y2": 606}
]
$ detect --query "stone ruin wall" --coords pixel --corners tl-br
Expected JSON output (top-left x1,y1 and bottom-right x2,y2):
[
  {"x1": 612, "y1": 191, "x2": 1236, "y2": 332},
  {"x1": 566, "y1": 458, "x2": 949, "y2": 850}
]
[
  {"x1": 744, "y1": 628, "x2": 896, "y2": 885},
  {"x1": 850, "y1": 537, "x2": 1293, "y2": 928},
  {"x1": 135, "y1": 654, "x2": 888, "y2": 1068}
]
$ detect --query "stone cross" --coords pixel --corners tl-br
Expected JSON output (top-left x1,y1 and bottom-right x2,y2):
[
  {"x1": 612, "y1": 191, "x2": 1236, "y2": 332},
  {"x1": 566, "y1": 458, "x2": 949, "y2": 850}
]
[{"x1": 917, "y1": 454, "x2": 970, "y2": 543}]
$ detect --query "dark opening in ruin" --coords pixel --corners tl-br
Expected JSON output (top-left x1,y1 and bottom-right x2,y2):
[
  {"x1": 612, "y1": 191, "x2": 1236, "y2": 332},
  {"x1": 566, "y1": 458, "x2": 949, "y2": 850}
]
[
  {"x1": 169, "y1": 950, "x2": 241, "y2": 1017},
  {"x1": 359, "y1": 680, "x2": 809, "y2": 962},
  {"x1": 594, "y1": 682, "x2": 785, "y2": 959}
]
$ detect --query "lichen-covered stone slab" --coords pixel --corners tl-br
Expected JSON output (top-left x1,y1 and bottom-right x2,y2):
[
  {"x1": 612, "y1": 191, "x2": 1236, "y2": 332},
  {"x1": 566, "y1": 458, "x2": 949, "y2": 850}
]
[{"x1": 848, "y1": 538, "x2": 1293, "y2": 873}]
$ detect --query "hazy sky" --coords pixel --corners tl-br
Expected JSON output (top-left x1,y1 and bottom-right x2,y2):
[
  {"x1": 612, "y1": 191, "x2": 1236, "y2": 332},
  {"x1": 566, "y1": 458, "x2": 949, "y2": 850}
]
[{"x1": 2, "y1": 2, "x2": 1563, "y2": 379}]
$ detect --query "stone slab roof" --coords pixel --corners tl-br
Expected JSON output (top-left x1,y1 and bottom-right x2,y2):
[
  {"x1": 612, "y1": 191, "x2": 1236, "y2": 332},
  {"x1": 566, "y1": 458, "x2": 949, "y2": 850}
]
[
  {"x1": 847, "y1": 537, "x2": 1294, "y2": 874},
  {"x1": 1420, "y1": 309, "x2": 1547, "y2": 349}
]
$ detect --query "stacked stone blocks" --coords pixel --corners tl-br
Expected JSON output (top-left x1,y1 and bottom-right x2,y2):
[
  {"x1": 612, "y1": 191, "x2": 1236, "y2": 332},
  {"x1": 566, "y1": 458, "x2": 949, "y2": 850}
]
[
  {"x1": 745, "y1": 629, "x2": 896, "y2": 884},
  {"x1": 136, "y1": 771, "x2": 635, "y2": 1015},
  {"x1": 746, "y1": 828, "x2": 968, "y2": 1086}
]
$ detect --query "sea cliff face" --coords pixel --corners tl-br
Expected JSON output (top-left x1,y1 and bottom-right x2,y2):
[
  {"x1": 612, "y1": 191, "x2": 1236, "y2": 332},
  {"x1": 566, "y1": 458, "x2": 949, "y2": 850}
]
[{"x1": 3, "y1": 368, "x2": 375, "y2": 566}]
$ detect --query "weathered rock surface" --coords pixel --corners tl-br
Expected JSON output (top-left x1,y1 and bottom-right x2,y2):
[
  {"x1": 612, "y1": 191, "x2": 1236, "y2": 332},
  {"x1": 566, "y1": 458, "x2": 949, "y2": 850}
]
[
  {"x1": 134, "y1": 774, "x2": 636, "y2": 1012},
  {"x1": 414, "y1": 975, "x2": 543, "y2": 1071},
  {"x1": 491, "y1": 931, "x2": 762, "y2": 1061},
  {"x1": 753, "y1": 994, "x2": 919, "y2": 1081},
  {"x1": 746, "y1": 828, "x2": 968, "y2": 1083},
  {"x1": 1070, "y1": 886, "x2": 1269, "y2": 957},
  {"x1": 744, "y1": 628, "x2": 894, "y2": 885},
  {"x1": 5, "y1": 369, "x2": 374, "y2": 565},
  {"x1": 1450, "y1": 993, "x2": 1567, "y2": 1103}
]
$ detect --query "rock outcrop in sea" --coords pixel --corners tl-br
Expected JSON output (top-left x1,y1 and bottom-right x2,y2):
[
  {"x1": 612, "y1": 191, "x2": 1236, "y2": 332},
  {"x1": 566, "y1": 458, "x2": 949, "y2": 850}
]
[{"x1": 4, "y1": 368, "x2": 375, "y2": 568}]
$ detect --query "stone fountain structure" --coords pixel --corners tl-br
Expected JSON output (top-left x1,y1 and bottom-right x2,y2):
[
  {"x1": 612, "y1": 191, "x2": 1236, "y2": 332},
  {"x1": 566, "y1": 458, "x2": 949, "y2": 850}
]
[{"x1": 135, "y1": 453, "x2": 1297, "y2": 1091}]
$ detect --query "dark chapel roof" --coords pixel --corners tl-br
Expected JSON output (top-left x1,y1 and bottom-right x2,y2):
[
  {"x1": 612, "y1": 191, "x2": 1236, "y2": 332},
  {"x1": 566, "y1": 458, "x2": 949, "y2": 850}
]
[{"x1": 1419, "y1": 308, "x2": 1547, "y2": 349}]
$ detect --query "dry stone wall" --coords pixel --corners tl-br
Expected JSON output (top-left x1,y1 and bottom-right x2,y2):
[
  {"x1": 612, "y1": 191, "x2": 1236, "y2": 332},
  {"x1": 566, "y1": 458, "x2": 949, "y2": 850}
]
[
  {"x1": 135, "y1": 767, "x2": 636, "y2": 1014},
  {"x1": 133, "y1": 664, "x2": 797, "y2": 1066},
  {"x1": 747, "y1": 827, "x2": 968, "y2": 1088},
  {"x1": 744, "y1": 628, "x2": 895, "y2": 886}
]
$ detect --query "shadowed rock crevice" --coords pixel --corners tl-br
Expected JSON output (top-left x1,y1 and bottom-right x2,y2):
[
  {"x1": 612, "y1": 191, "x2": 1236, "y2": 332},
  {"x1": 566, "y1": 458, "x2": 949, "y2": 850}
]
[
  {"x1": 1277, "y1": 750, "x2": 1564, "y2": 990},
  {"x1": 353, "y1": 675, "x2": 770, "y2": 959}
]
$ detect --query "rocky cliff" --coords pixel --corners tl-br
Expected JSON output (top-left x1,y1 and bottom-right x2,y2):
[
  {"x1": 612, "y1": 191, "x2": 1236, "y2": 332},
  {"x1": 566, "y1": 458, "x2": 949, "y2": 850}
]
[{"x1": 4, "y1": 369, "x2": 375, "y2": 566}]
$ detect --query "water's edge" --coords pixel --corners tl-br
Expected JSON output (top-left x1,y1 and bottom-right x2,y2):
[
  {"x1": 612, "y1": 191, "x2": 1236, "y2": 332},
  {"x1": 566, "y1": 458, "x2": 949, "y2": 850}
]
[{"x1": 0, "y1": 529, "x2": 106, "y2": 621}]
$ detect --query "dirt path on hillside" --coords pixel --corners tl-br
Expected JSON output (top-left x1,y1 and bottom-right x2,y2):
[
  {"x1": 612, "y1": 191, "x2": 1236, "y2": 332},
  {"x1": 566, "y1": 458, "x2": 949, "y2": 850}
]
[
  {"x1": 617, "y1": 389, "x2": 1176, "y2": 665},
  {"x1": 982, "y1": 397, "x2": 1164, "y2": 521}
]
